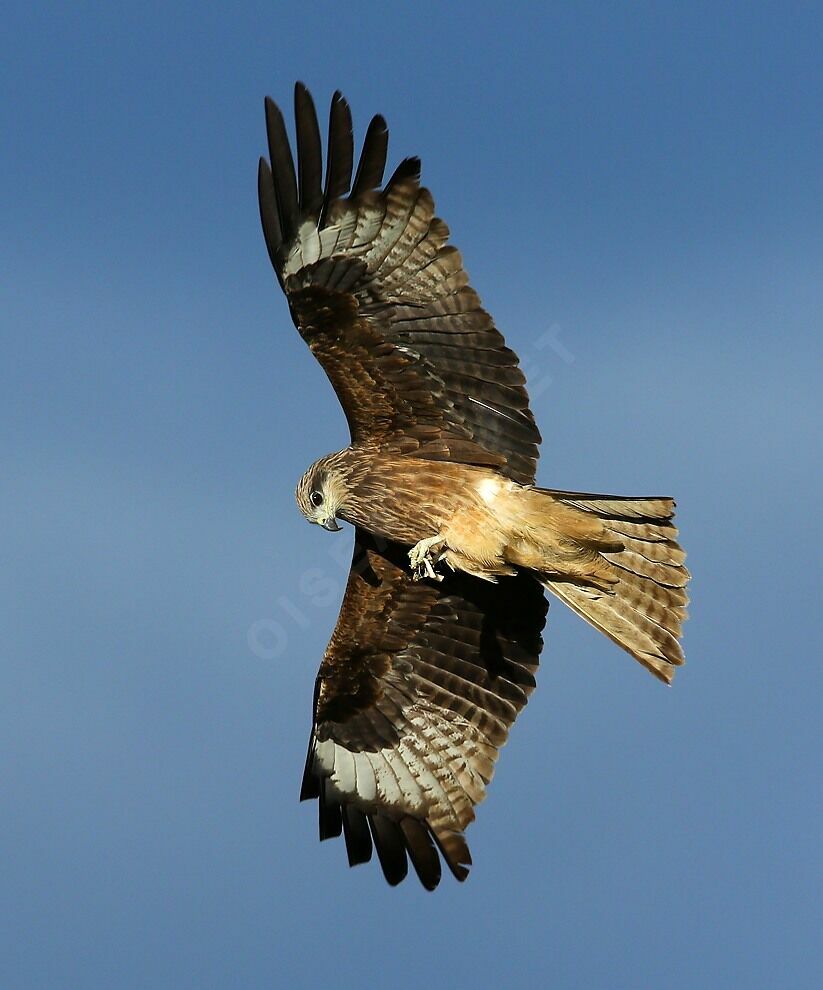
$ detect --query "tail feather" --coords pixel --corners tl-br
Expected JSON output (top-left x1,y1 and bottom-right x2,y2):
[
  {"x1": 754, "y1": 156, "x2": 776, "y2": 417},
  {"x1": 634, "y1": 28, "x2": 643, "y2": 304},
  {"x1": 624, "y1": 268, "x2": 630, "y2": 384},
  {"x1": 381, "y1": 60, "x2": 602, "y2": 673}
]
[
  {"x1": 548, "y1": 580, "x2": 685, "y2": 682},
  {"x1": 606, "y1": 533, "x2": 687, "y2": 566},
  {"x1": 606, "y1": 548, "x2": 688, "y2": 587},
  {"x1": 534, "y1": 490, "x2": 690, "y2": 684},
  {"x1": 605, "y1": 518, "x2": 678, "y2": 543},
  {"x1": 558, "y1": 495, "x2": 674, "y2": 520},
  {"x1": 612, "y1": 575, "x2": 685, "y2": 635}
]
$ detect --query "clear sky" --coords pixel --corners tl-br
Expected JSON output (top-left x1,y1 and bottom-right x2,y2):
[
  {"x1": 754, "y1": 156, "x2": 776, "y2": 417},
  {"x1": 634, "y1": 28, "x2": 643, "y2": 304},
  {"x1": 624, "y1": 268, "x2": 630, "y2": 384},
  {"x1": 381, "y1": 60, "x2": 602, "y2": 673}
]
[{"x1": 3, "y1": 2, "x2": 821, "y2": 988}]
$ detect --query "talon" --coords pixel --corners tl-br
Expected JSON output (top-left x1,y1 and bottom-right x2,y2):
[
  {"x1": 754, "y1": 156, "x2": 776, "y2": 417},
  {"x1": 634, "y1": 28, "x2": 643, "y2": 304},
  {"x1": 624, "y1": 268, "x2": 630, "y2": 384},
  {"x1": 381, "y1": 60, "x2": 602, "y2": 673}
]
[{"x1": 408, "y1": 535, "x2": 446, "y2": 582}]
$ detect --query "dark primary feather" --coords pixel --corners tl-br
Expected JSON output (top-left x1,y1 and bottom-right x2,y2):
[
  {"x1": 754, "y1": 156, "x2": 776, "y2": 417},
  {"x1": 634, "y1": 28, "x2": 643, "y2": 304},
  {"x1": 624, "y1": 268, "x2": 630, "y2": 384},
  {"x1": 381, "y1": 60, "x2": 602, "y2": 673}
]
[
  {"x1": 400, "y1": 818, "x2": 441, "y2": 891},
  {"x1": 341, "y1": 806, "x2": 372, "y2": 867},
  {"x1": 387, "y1": 156, "x2": 422, "y2": 189},
  {"x1": 300, "y1": 530, "x2": 547, "y2": 889},
  {"x1": 257, "y1": 158, "x2": 282, "y2": 281},
  {"x1": 259, "y1": 82, "x2": 541, "y2": 486},
  {"x1": 351, "y1": 114, "x2": 389, "y2": 196},
  {"x1": 369, "y1": 815, "x2": 408, "y2": 886},
  {"x1": 294, "y1": 83, "x2": 323, "y2": 215},
  {"x1": 264, "y1": 97, "x2": 298, "y2": 245},
  {"x1": 321, "y1": 91, "x2": 354, "y2": 223}
]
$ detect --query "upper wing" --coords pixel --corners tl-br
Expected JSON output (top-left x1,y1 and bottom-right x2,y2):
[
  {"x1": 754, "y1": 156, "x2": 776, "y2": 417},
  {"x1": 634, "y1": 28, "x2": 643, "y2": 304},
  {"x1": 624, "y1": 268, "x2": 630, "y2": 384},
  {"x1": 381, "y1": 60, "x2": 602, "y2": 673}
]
[
  {"x1": 300, "y1": 529, "x2": 548, "y2": 889},
  {"x1": 258, "y1": 83, "x2": 541, "y2": 485}
]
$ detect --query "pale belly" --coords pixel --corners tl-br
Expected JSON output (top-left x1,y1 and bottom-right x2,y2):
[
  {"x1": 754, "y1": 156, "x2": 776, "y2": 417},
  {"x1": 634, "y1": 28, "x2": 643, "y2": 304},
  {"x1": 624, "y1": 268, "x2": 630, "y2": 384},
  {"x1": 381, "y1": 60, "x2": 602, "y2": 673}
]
[{"x1": 340, "y1": 453, "x2": 519, "y2": 573}]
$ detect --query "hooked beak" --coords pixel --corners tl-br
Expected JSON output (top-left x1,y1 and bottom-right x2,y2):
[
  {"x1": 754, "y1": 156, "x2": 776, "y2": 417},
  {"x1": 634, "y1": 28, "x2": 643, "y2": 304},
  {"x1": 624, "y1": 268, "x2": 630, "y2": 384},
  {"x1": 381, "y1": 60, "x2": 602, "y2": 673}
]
[{"x1": 320, "y1": 516, "x2": 342, "y2": 532}]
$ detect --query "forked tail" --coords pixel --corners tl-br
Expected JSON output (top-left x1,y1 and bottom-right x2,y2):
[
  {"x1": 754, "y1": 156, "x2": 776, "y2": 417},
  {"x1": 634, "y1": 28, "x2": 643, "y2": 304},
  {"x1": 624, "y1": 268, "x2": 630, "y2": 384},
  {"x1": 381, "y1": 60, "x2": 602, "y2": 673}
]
[{"x1": 535, "y1": 491, "x2": 690, "y2": 683}]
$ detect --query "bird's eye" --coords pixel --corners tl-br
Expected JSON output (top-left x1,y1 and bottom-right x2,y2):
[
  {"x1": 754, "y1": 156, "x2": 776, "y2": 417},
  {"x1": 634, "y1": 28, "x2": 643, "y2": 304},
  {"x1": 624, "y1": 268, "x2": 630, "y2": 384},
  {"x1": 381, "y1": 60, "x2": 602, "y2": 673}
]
[{"x1": 310, "y1": 491, "x2": 324, "y2": 507}]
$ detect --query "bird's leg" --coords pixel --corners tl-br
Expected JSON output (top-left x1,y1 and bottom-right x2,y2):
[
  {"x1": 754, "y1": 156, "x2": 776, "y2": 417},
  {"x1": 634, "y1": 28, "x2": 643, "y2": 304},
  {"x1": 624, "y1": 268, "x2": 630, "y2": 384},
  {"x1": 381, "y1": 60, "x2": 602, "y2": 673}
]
[{"x1": 409, "y1": 535, "x2": 446, "y2": 582}]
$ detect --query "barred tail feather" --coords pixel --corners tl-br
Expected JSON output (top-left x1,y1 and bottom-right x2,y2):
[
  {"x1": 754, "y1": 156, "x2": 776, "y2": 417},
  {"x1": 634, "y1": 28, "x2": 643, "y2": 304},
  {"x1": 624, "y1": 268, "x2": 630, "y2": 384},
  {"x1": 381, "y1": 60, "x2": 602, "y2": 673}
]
[{"x1": 537, "y1": 491, "x2": 690, "y2": 684}]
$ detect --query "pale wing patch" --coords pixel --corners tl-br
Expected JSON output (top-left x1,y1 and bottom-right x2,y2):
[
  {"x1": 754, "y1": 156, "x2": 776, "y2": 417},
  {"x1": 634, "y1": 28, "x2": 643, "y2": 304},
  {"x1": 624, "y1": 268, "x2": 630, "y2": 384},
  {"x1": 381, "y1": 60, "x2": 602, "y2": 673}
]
[
  {"x1": 476, "y1": 477, "x2": 502, "y2": 505},
  {"x1": 311, "y1": 696, "x2": 499, "y2": 837}
]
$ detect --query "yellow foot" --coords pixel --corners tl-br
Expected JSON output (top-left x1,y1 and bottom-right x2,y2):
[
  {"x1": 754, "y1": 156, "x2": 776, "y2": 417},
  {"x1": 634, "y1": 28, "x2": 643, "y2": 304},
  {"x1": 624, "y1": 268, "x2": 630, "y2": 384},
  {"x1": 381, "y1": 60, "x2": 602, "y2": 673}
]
[{"x1": 409, "y1": 535, "x2": 446, "y2": 582}]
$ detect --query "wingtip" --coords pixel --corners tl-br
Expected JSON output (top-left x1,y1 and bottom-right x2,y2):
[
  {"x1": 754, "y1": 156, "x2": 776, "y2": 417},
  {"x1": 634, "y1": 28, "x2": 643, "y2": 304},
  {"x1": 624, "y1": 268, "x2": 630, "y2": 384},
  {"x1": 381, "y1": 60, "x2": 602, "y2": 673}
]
[
  {"x1": 264, "y1": 95, "x2": 288, "y2": 140},
  {"x1": 330, "y1": 90, "x2": 351, "y2": 118},
  {"x1": 294, "y1": 79, "x2": 313, "y2": 111},
  {"x1": 370, "y1": 113, "x2": 388, "y2": 135},
  {"x1": 388, "y1": 156, "x2": 422, "y2": 188}
]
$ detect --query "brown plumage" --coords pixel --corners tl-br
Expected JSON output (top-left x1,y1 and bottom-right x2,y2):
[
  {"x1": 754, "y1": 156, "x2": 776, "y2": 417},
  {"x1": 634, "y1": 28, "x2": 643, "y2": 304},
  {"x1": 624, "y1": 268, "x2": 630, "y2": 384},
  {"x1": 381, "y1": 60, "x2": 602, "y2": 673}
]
[{"x1": 258, "y1": 83, "x2": 690, "y2": 889}]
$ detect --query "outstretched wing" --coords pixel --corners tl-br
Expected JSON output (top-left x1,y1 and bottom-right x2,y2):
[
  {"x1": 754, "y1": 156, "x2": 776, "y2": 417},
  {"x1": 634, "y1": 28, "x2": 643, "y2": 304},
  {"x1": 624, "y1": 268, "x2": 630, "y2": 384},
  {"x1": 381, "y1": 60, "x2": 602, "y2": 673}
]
[
  {"x1": 301, "y1": 529, "x2": 548, "y2": 889},
  {"x1": 258, "y1": 83, "x2": 541, "y2": 486}
]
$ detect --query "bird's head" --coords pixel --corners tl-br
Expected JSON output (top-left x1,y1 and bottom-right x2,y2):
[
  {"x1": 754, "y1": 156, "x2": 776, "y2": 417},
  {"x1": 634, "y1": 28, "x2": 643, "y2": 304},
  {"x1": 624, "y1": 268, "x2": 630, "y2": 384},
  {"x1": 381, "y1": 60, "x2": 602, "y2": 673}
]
[{"x1": 295, "y1": 459, "x2": 345, "y2": 532}]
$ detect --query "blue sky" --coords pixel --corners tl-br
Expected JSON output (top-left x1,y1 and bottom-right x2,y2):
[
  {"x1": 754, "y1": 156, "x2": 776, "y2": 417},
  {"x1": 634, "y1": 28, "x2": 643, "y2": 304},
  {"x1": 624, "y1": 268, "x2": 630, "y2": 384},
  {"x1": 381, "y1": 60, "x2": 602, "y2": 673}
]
[{"x1": 2, "y1": 2, "x2": 821, "y2": 987}]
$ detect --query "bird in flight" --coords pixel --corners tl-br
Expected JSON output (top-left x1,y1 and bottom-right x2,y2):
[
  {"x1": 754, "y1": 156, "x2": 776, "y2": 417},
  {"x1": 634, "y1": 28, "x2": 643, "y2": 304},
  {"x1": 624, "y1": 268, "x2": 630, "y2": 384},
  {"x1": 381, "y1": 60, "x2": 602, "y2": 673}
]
[{"x1": 258, "y1": 83, "x2": 689, "y2": 890}]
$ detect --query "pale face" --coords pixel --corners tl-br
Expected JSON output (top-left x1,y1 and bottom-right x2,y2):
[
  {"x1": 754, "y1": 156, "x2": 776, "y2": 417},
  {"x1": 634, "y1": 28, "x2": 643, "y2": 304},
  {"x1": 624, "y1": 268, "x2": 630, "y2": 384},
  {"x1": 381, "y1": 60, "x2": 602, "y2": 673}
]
[{"x1": 295, "y1": 463, "x2": 344, "y2": 531}]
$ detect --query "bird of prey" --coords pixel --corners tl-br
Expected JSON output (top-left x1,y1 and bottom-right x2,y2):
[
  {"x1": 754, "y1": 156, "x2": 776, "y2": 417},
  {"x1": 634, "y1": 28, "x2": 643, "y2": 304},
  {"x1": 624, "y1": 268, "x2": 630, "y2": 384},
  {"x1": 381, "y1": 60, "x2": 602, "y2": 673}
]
[{"x1": 257, "y1": 83, "x2": 689, "y2": 890}]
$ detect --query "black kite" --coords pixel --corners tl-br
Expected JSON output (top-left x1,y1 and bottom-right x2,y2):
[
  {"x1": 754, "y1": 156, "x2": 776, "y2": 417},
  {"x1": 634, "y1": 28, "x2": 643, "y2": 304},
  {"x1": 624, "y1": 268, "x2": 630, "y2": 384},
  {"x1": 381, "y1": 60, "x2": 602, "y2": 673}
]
[{"x1": 257, "y1": 84, "x2": 689, "y2": 889}]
